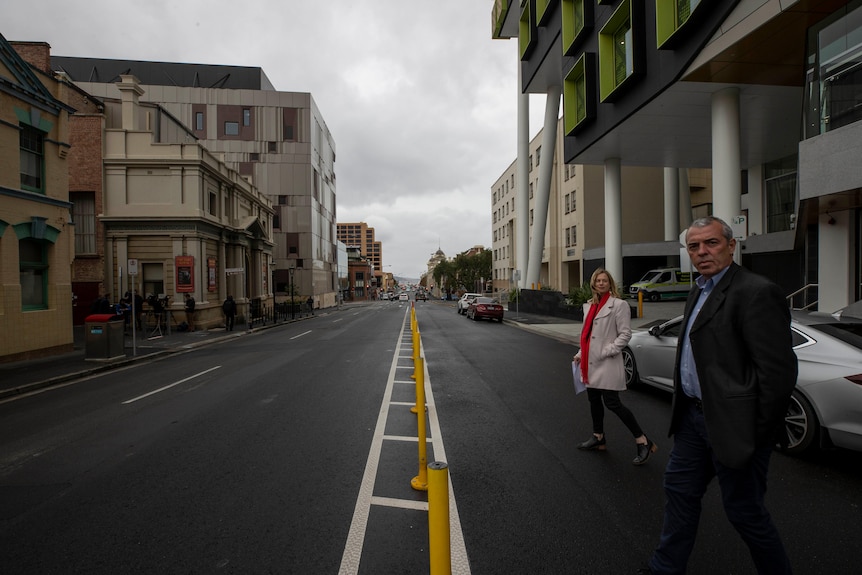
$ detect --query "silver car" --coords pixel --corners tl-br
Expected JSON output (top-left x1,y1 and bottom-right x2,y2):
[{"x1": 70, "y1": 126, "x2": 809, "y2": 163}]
[{"x1": 622, "y1": 311, "x2": 862, "y2": 456}]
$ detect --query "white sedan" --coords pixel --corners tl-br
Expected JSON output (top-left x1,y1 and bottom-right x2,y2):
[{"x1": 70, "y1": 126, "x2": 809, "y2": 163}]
[{"x1": 622, "y1": 312, "x2": 862, "y2": 456}]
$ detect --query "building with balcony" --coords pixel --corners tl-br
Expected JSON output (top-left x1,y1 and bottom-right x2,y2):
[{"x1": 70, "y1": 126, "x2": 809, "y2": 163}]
[{"x1": 493, "y1": 0, "x2": 862, "y2": 312}]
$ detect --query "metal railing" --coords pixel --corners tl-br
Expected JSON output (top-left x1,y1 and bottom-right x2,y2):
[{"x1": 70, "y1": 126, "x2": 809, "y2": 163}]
[{"x1": 787, "y1": 283, "x2": 818, "y2": 311}]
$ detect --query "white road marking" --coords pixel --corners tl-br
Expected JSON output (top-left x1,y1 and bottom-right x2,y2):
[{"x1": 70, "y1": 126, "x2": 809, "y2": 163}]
[
  {"x1": 121, "y1": 366, "x2": 221, "y2": 404},
  {"x1": 290, "y1": 330, "x2": 312, "y2": 340},
  {"x1": 338, "y1": 308, "x2": 470, "y2": 574}
]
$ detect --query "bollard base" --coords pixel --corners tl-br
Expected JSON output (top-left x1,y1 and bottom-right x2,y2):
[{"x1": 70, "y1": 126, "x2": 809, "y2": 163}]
[{"x1": 411, "y1": 476, "x2": 428, "y2": 492}]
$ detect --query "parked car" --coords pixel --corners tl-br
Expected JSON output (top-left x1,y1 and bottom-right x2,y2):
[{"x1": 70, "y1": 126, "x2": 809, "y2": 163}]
[
  {"x1": 398, "y1": 293, "x2": 409, "y2": 301},
  {"x1": 466, "y1": 297, "x2": 504, "y2": 322},
  {"x1": 621, "y1": 312, "x2": 862, "y2": 456},
  {"x1": 457, "y1": 292, "x2": 483, "y2": 315},
  {"x1": 380, "y1": 292, "x2": 389, "y2": 300}
]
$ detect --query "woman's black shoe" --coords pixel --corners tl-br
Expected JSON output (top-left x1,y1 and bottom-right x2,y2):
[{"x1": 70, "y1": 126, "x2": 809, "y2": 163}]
[
  {"x1": 633, "y1": 437, "x2": 657, "y2": 465},
  {"x1": 578, "y1": 435, "x2": 606, "y2": 451}
]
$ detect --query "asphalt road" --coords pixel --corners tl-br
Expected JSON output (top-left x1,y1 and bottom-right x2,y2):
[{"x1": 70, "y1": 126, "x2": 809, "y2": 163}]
[{"x1": 1, "y1": 299, "x2": 860, "y2": 574}]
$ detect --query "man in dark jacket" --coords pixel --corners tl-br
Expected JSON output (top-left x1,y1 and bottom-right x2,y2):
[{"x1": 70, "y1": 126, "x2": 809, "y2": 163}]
[
  {"x1": 644, "y1": 217, "x2": 797, "y2": 574},
  {"x1": 183, "y1": 293, "x2": 196, "y2": 332},
  {"x1": 222, "y1": 295, "x2": 237, "y2": 331}
]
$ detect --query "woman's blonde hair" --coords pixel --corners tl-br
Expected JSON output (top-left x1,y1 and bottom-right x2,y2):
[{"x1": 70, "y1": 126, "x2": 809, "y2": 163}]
[{"x1": 590, "y1": 268, "x2": 621, "y2": 303}]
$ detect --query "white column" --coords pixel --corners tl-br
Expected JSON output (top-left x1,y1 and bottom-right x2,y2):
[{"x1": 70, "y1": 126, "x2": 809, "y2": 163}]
[
  {"x1": 818, "y1": 211, "x2": 853, "y2": 312},
  {"x1": 711, "y1": 88, "x2": 742, "y2": 222},
  {"x1": 679, "y1": 168, "x2": 692, "y2": 229},
  {"x1": 604, "y1": 158, "x2": 623, "y2": 283},
  {"x1": 516, "y1": 53, "x2": 530, "y2": 289},
  {"x1": 663, "y1": 167, "x2": 680, "y2": 241},
  {"x1": 526, "y1": 85, "x2": 561, "y2": 288}
]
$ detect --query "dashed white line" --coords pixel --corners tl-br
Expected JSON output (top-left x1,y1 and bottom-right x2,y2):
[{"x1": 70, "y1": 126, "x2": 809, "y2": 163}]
[{"x1": 122, "y1": 366, "x2": 221, "y2": 404}]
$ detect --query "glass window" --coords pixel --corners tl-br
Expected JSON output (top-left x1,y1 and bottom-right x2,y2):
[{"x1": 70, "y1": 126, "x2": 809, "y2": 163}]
[
  {"x1": 224, "y1": 122, "x2": 239, "y2": 136},
  {"x1": 20, "y1": 124, "x2": 44, "y2": 192},
  {"x1": 20, "y1": 238, "x2": 48, "y2": 309},
  {"x1": 195, "y1": 112, "x2": 204, "y2": 131},
  {"x1": 70, "y1": 192, "x2": 96, "y2": 254},
  {"x1": 243, "y1": 108, "x2": 251, "y2": 126},
  {"x1": 805, "y1": 3, "x2": 862, "y2": 137},
  {"x1": 764, "y1": 155, "x2": 798, "y2": 233},
  {"x1": 143, "y1": 263, "x2": 164, "y2": 298}
]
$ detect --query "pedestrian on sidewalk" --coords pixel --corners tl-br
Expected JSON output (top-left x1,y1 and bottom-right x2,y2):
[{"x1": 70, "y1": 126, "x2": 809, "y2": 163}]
[
  {"x1": 183, "y1": 293, "x2": 196, "y2": 332},
  {"x1": 306, "y1": 295, "x2": 314, "y2": 315},
  {"x1": 640, "y1": 216, "x2": 796, "y2": 575},
  {"x1": 574, "y1": 268, "x2": 656, "y2": 465},
  {"x1": 222, "y1": 294, "x2": 237, "y2": 331}
]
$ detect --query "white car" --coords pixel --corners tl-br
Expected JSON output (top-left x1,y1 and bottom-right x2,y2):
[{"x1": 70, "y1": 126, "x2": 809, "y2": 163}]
[
  {"x1": 398, "y1": 293, "x2": 409, "y2": 301},
  {"x1": 457, "y1": 293, "x2": 483, "y2": 315}
]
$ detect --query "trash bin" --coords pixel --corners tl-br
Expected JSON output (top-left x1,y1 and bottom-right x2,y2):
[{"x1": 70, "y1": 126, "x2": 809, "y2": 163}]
[{"x1": 85, "y1": 313, "x2": 126, "y2": 360}]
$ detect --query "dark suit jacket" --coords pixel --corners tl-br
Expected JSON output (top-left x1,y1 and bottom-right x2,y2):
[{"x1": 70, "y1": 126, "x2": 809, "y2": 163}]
[{"x1": 669, "y1": 262, "x2": 797, "y2": 469}]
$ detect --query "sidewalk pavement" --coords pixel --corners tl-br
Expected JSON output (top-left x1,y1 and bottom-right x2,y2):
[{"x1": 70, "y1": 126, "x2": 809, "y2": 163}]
[
  {"x1": 0, "y1": 299, "x2": 686, "y2": 401},
  {"x1": 502, "y1": 299, "x2": 687, "y2": 345}
]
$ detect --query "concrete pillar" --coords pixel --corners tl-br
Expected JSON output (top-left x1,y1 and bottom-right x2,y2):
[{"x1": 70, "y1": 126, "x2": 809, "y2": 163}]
[
  {"x1": 516, "y1": 52, "x2": 530, "y2": 289},
  {"x1": 818, "y1": 211, "x2": 853, "y2": 312},
  {"x1": 664, "y1": 167, "x2": 680, "y2": 241},
  {"x1": 679, "y1": 168, "x2": 692, "y2": 229},
  {"x1": 604, "y1": 158, "x2": 623, "y2": 283},
  {"x1": 526, "y1": 85, "x2": 561, "y2": 288},
  {"x1": 711, "y1": 88, "x2": 742, "y2": 222}
]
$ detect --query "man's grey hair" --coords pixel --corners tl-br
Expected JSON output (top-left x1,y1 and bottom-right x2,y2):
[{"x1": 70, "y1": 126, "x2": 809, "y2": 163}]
[{"x1": 689, "y1": 216, "x2": 734, "y2": 242}]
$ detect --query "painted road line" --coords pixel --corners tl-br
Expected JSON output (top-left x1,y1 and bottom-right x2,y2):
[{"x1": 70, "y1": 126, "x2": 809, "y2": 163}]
[
  {"x1": 290, "y1": 330, "x2": 312, "y2": 340},
  {"x1": 122, "y1": 366, "x2": 222, "y2": 404}
]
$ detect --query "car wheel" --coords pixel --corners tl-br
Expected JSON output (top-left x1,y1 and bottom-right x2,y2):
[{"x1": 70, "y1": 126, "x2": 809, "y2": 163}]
[
  {"x1": 622, "y1": 347, "x2": 638, "y2": 388},
  {"x1": 648, "y1": 292, "x2": 660, "y2": 302},
  {"x1": 472, "y1": 313, "x2": 479, "y2": 321},
  {"x1": 782, "y1": 389, "x2": 818, "y2": 456}
]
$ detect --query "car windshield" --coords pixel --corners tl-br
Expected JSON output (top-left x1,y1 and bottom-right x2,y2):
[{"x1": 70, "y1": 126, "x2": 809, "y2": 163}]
[{"x1": 805, "y1": 322, "x2": 862, "y2": 350}]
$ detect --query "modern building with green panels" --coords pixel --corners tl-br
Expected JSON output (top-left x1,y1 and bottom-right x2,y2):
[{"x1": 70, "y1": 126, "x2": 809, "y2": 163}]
[{"x1": 493, "y1": 0, "x2": 862, "y2": 312}]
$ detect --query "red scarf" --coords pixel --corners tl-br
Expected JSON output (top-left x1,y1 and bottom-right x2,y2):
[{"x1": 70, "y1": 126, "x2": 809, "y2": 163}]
[{"x1": 579, "y1": 292, "x2": 611, "y2": 384}]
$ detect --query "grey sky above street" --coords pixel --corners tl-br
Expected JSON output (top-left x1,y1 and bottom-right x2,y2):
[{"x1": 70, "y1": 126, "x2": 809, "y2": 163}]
[{"x1": 2, "y1": 1, "x2": 548, "y2": 279}]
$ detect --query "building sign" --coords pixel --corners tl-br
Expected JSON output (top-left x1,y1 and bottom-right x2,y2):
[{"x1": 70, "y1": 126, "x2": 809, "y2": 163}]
[
  {"x1": 176, "y1": 256, "x2": 194, "y2": 292},
  {"x1": 208, "y1": 258, "x2": 217, "y2": 292}
]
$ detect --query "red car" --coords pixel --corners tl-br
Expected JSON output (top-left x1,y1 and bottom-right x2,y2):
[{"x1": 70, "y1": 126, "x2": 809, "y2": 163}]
[{"x1": 466, "y1": 297, "x2": 504, "y2": 322}]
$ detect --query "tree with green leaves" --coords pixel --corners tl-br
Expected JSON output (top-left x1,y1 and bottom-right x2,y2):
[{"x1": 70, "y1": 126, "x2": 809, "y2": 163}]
[{"x1": 453, "y1": 249, "x2": 492, "y2": 293}]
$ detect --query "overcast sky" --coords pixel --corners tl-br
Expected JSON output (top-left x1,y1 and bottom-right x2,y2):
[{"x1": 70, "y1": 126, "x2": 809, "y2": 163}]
[{"x1": 2, "y1": 1, "x2": 547, "y2": 280}]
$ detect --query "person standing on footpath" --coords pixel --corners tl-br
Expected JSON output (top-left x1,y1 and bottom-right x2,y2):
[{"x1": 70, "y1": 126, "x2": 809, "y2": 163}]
[
  {"x1": 306, "y1": 295, "x2": 314, "y2": 315},
  {"x1": 183, "y1": 293, "x2": 196, "y2": 332},
  {"x1": 641, "y1": 216, "x2": 797, "y2": 575},
  {"x1": 222, "y1": 294, "x2": 237, "y2": 331},
  {"x1": 574, "y1": 268, "x2": 657, "y2": 465}
]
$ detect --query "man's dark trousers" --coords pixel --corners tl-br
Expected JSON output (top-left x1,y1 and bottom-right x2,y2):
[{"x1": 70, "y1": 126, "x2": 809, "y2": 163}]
[{"x1": 649, "y1": 404, "x2": 792, "y2": 574}]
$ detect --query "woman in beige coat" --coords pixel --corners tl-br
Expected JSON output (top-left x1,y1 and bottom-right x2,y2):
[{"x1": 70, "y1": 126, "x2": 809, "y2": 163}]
[{"x1": 574, "y1": 268, "x2": 657, "y2": 465}]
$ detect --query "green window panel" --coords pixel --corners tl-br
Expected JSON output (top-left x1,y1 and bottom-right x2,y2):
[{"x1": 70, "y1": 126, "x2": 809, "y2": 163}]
[
  {"x1": 520, "y1": 1, "x2": 538, "y2": 59},
  {"x1": 562, "y1": 0, "x2": 593, "y2": 56},
  {"x1": 536, "y1": 0, "x2": 557, "y2": 26},
  {"x1": 656, "y1": 0, "x2": 703, "y2": 48},
  {"x1": 599, "y1": 0, "x2": 638, "y2": 102},
  {"x1": 563, "y1": 53, "x2": 596, "y2": 135}
]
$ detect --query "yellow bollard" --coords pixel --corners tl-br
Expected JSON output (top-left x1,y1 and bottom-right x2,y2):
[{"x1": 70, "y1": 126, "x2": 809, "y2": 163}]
[
  {"x1": 410, "y1": 329, "x2": 420, "y2": 381},
  {"x1": 638, "y1": 289, "x2": 644, "y2": 318},
  {"x1": 428, "y1": 461, "x2": 451, "y2": 575},
  {"x1": 411, "y1": 357, "x2": 428, "y2": 492}
]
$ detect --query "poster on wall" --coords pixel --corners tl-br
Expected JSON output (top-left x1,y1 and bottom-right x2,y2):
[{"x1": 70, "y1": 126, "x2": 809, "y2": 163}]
[
  {"x1": 208, "y1": 258, "x2": 217, "y2": 292},
  {"x1": 176, "y1": 256, "x2": 194, "y2": 292}
]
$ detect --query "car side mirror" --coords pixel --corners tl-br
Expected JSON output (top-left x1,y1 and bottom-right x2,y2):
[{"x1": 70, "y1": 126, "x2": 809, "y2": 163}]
[{"x1": 648, "y1": 326, "x2": 662, "y2": 337}]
